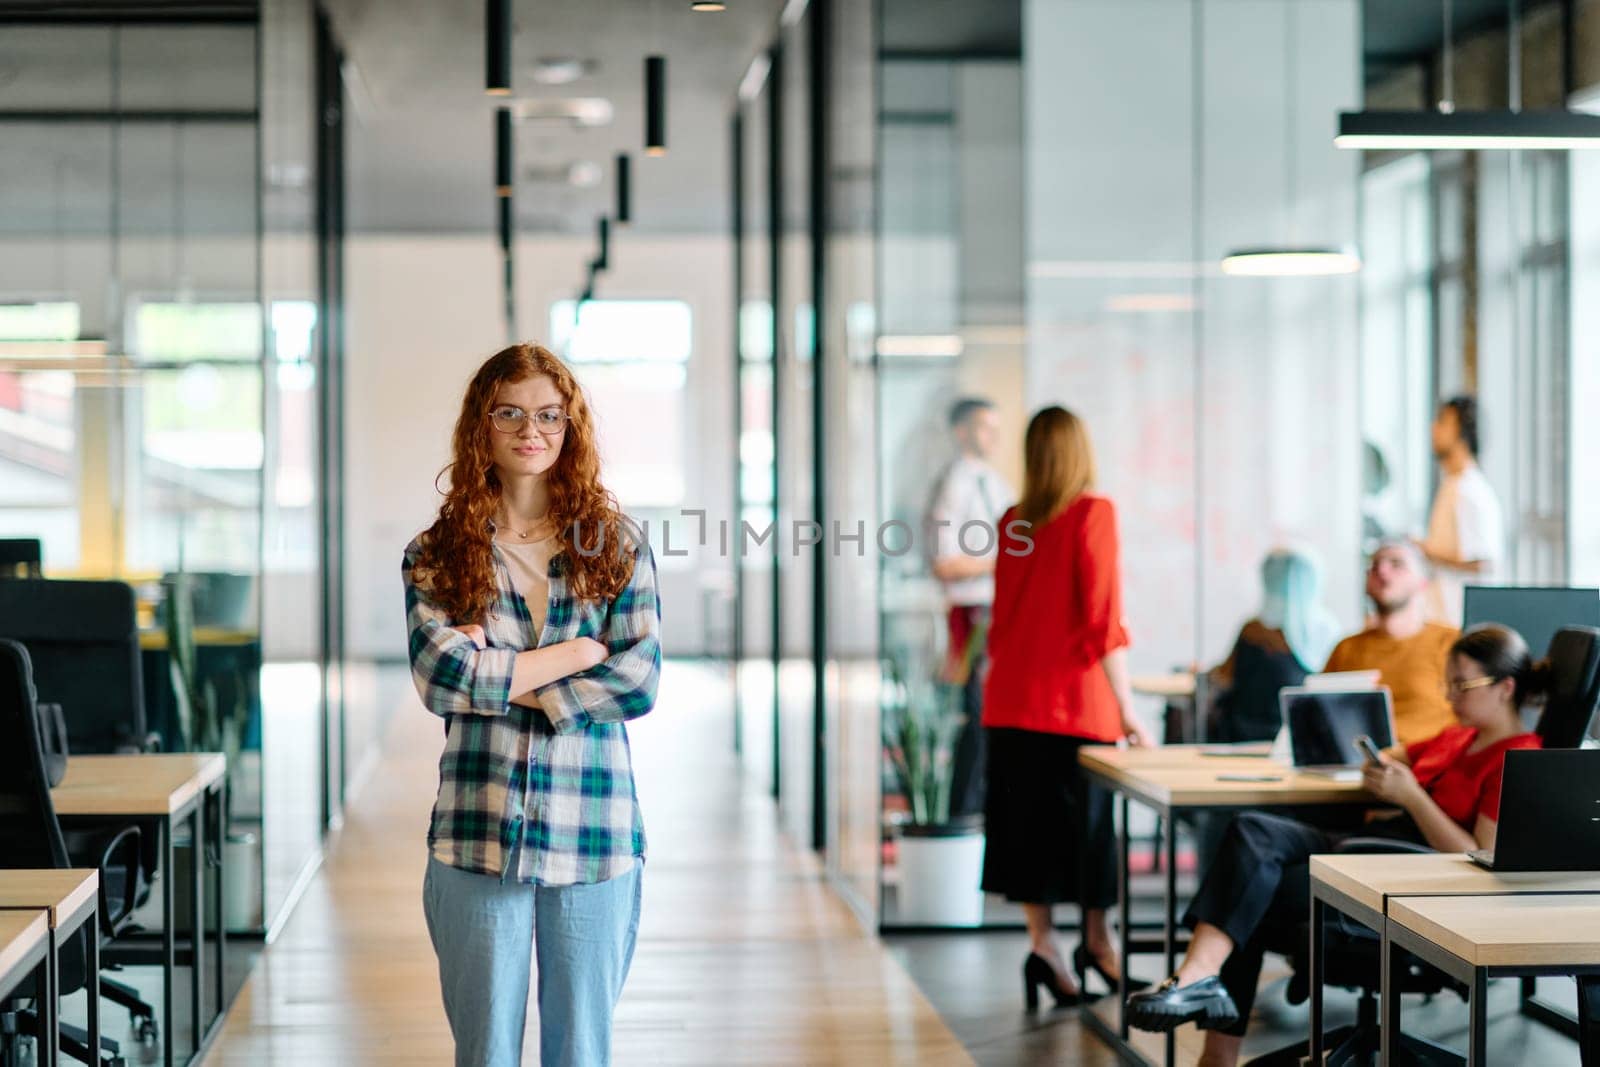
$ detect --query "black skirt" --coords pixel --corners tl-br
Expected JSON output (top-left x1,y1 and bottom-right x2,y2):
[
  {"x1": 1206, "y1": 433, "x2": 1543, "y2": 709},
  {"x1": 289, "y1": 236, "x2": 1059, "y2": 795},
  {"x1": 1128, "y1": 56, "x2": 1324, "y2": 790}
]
[{"x1": 981, "y1": 726, "x2": 1117, "y2": 908}]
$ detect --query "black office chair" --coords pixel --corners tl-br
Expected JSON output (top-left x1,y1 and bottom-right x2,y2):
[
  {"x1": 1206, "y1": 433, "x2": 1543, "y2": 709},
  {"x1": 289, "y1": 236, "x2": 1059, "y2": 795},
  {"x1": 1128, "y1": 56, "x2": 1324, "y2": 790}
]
[
  {"x1": 0, "y1": 539, "x2": 42, "y2": 580},
  {"x1": 0, "y1": 579, "x2": 158, "y2": 755},
  {"x1": 0, "y1": 640, "x2": 155, "y2": 1066},
  {"x1": 1247, "y1": 626, "x2": 1600, "y2": 1067}
]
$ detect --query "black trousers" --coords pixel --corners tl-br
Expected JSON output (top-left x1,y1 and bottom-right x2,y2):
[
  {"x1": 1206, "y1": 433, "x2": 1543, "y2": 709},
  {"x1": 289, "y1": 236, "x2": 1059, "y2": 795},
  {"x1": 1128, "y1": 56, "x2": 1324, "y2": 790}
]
[{"x1": 1183, "y1": 811, "x2": 1423, "y2": 1036}]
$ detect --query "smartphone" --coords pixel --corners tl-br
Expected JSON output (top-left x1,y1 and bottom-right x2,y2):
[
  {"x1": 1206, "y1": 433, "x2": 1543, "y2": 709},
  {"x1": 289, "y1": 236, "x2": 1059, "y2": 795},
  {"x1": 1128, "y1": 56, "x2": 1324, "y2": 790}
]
[{"x1": 1354, "y1": 734, "x2": 1384, "y2": 766}]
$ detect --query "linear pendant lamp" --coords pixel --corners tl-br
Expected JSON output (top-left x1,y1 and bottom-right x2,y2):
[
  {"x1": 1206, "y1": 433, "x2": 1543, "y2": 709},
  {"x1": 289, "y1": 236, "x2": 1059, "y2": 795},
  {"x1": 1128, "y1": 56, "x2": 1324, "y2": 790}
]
[
  {"x1": 495, "y1": 107, "x2": 513, "y2": 196},
  {"x1": 615, "y1": 153, "x2": 631, "y2": 223},
  {"x1": 644, "y1": 56, "x2": 666, "y2": 155},
  {"x1": 1221, "y1": 4, "x2": 1359, "y2": 277},
  {"x1": 486, "y1": 0, "x2": 512, "y2": 95},
  {"x1": 1335, "y1": 110, "x2": 1600, "y2": 150},
  {"x1": 1338, "y1": 0, "x2": 1600, "y2": 151}
]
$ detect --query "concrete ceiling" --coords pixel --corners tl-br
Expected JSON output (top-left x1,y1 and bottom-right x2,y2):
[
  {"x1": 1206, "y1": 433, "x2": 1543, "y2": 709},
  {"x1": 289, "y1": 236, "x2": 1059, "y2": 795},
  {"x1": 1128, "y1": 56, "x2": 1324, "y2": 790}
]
[{"x1": 325, "y1": 0, "x2": 786, "y2": 235}]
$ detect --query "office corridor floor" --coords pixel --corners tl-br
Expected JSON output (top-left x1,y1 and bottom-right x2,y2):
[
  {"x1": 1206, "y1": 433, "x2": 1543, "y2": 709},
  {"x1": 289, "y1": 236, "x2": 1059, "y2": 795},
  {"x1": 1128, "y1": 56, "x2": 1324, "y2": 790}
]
[{"x1": 205, "y1": 661, "x2": 967, "y2": 1065}]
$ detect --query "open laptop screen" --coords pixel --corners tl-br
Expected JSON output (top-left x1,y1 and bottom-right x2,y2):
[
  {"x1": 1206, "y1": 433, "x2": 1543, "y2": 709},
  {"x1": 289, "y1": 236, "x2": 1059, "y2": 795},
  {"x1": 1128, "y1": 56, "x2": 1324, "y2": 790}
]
[{"x1": 1281, "y1": 688, "x2": 1395, "y2": 768}]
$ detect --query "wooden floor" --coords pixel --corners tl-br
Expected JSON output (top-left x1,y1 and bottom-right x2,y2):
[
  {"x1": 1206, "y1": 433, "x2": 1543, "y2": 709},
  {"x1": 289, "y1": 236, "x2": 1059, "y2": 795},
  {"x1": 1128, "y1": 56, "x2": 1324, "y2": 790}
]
[{"x1": 206, "y1": 661, "x2": 969, "y2": 1065}]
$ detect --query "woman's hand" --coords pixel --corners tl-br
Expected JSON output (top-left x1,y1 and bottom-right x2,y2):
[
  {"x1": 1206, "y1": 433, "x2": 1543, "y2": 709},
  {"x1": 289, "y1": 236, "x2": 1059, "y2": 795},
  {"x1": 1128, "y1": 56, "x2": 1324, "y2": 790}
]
[
  {"x1": 1121, "y1": 708, "x2": 1156, "y2": 748},
  {"x1": 564, "y1": 637, "x2": 609, "y2": 674},
  {"x1": 456, "y1": 624, "x2": 488, "y2": 649},
  {"x1": 1361, "y1": 755, "x2": 1424, "y2": 806}
]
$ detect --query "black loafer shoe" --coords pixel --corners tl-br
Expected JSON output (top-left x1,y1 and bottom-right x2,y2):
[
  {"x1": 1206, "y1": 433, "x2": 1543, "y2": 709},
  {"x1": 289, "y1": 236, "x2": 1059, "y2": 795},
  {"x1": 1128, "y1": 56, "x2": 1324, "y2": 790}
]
[{"x1": 1125, "y1": 975, "x2": 1239, "y2": 1033}]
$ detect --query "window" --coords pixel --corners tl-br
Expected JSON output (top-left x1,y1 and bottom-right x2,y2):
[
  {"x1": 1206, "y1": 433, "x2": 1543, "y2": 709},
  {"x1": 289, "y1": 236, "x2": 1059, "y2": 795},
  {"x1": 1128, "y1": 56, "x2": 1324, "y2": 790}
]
[{"x1": 548, "y1": 299, "x2": 691, "y2": 509}]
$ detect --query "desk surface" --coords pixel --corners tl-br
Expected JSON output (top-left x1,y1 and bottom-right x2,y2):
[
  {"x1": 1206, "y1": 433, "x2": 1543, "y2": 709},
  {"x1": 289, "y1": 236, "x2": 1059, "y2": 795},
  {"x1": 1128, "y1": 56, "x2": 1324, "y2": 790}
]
[
  {"x1": 52, "y1": 753, "x2": 226, "y2": 816},
  {"x1": 1310, "y1": 853, "x2": 1600, "y2": 915},
  {"x1": 0, "y1": 911, "x2": 49, "y2": 986},
  {"x1": 1130, "y1": 672, "x2": 1197, "y2": 699},
  {"x1": 139, "y1": 627, "x2": 260, "y2": 650},
  {"x1": 0, "y1": 870, "x2": 98, "y2": 928},
  {"x1": 1080, "y1": 744, "x2": 1371, "y2": 808},
  {"x1": 1390, "y1": 894, "x2": 1600, "y2": 968}
]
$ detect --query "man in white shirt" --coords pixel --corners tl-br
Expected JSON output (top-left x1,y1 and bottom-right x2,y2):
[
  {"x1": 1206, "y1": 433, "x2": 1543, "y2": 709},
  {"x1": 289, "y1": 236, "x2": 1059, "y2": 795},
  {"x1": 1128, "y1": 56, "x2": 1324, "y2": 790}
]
[
  {"x1": 925, "y1": 397, "x2": 1014, "y2": 818},
  {"x1": 1418, "y1": 395, "x2": 1504, "y2": 626}
]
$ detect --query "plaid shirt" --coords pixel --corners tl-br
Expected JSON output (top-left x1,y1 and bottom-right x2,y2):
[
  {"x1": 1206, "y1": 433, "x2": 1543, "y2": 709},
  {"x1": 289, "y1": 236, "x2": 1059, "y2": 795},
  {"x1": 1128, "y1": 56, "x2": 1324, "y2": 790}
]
[{"x1": 403, "y1": 518, "x2": 660, "y2": 886}]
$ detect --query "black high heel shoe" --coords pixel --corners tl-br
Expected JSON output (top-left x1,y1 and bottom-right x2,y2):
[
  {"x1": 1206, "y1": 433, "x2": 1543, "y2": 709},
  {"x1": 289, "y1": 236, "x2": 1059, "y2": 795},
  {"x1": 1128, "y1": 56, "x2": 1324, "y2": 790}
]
[
  {"x1": 1023, "y1": 952, "x2": 1083, "y2": 1012},
  {"x1": 1073, "y1": 943, "x2": 1151, "y2": 994}
]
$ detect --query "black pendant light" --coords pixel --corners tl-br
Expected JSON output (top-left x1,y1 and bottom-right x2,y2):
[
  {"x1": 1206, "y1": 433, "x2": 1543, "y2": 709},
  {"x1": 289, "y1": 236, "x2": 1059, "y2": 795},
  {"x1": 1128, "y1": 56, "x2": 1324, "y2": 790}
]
[
  {"x1": 644, "y1": 55, "x2": 666, "y2": 156},
  {"x1": 486, "y1": 0, "x2": 512, "y2": 95},
  {"x1": 615, "y1": 152, "x2": 632, "y2": 224},
  {"x1": 498, "y1": 196, "x2": 513, "y2": 253},
  {"x1": 495, "y1": 107, "x2": 513, "y2": 196},
  {"x1": 596, "y1": 217, "x2": 611, "y2": 271}
]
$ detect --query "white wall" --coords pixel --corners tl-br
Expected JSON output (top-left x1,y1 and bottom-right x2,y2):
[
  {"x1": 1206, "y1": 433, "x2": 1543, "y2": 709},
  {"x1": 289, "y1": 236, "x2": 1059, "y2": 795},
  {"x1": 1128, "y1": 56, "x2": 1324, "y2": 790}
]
[{"x1": 342, "y1": 232, "x2": 735, "y2": 661}]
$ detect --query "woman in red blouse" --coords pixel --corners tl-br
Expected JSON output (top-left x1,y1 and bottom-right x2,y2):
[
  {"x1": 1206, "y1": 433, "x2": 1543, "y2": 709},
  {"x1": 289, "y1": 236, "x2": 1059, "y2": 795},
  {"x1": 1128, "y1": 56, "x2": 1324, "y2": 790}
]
[
  {"x1": 1127, "y1": 623, "x2": 1546, "y2": 1062},
  {"x1": 980, "y1": 406, "x2": 1155, "y2": 1011}
]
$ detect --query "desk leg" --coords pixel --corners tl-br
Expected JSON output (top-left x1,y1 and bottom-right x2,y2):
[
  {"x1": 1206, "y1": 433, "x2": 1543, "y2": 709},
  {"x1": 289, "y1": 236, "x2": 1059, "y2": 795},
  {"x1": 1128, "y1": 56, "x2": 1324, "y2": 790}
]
[
  {"x1": 1163, "y1": 811, "x2": 1176, "y2": 1067},
  {"x1": 211, "y1": 781, "x2": 226, "y2": 1031},
  {"x1": 1379, "y1": 916, "x2": 1395, "y2": 1065},
  {"x1": 189, "y1": 803, "x2": 203, "y2": 1061},
  {"x1": 86, "y1": 909, "x2": 100, "y2": 1067},
  {"x1": 1468, "y1": 969, "x2": 1487, "y2": 1067},
  {"x1": 1117, "y1": 793, "x2": 1130, "y2": 1041},
  {"x1": 162, "y1": 814, "x2": 175, "y2": 1067},
  {"x1": 38, "y1": 945, "x2": 56, "y2": 1067},
  {"x1": 1309, "y1": 895, "x2": 1324, "y2": 1065}
]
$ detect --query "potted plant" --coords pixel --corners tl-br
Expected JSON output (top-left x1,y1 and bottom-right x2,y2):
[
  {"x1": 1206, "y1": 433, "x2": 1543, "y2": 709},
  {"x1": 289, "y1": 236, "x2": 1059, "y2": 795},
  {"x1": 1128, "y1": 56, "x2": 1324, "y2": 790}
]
[
  {"x1": 165, "y1": 569, "x2": 259, "y2": 930},
  {"x1": 882, "y1": 623, "x2": 987, "y2": 926}
]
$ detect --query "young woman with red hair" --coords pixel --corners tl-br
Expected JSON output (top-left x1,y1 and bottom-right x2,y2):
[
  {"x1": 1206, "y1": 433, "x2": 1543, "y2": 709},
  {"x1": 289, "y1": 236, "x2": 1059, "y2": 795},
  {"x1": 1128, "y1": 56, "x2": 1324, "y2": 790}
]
[{"x1": 403, "y1": 344, "x2": 661, "y2": 1067}]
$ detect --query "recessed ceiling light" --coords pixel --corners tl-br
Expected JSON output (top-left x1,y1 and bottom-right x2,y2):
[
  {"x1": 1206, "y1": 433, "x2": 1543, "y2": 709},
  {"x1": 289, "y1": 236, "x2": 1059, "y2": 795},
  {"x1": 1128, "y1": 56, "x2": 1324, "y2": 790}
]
[
  {"x1": 511, "y1": 98, "x2": 614, "y2": 127},
  {"x1": 530, "y1": 57, "x2": 593, "y2": 85},
  {"x1": 691, "y1": 1, "x2": 727, "y2": 10},
  {"x1": 568, "y1": 161, "x2": 603, "y2": 188}
]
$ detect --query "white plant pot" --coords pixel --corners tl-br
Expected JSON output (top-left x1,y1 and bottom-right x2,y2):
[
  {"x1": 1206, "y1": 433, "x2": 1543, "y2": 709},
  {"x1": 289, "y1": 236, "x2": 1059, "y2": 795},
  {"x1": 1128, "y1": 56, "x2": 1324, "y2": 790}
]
[{"x1": 897, "y1": 826, "x2": 986, "y2": 927}]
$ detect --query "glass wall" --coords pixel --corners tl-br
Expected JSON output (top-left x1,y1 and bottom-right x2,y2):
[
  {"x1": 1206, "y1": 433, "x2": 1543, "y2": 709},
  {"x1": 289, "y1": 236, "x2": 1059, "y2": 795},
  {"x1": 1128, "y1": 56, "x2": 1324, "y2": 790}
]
[{"x1": 0, "y1": 0, "x2": 344, "y2": 941}]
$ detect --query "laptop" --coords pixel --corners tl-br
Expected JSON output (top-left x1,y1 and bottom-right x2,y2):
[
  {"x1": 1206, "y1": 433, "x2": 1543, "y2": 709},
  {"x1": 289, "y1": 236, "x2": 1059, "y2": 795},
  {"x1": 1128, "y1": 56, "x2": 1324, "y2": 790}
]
[
  {"x1": 1467, "y1": 749, "x2": 1600, "y2": 871},
  {"x1": 1279, "y1": 687, "x2": 1397, "y2": 781}
]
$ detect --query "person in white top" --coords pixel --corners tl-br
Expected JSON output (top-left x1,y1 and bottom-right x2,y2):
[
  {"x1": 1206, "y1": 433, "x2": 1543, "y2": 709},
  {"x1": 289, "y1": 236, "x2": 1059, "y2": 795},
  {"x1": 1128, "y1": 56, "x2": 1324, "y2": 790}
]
[
  {"x1": 1417, "y1": 395, "x2": 1504, "y2": 626},
  {"x1": 925, "y1": 397, "x2": 1015, "y2": 817}
]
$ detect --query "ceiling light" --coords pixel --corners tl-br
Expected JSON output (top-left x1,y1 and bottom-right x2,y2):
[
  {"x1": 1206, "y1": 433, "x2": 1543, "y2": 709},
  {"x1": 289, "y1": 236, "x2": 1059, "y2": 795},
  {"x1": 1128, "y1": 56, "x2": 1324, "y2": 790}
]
[
  {"x1": 691, "y1": 1, "x2": 727, "y2": 9},
  {"x1": 530, "y1": 57, "x2": 592, "y2": 85},
  {"x1": 495, "y1": 107, "x2": 513, "y2": 196},
  {"x1": 645, "y1": 56, "x2": 667, "y2": 155},
  {"x1": 1219, "y1": 250, "x2": 1362, "y2": 277},
  {"x1": 874, "y1": 335, "x2": 963, "y2": 358},
  {"x1": 615, "y1": 153, "x2": 632, "y2": 223},
  {"x1": 1103, "y1": 293, "x2": 1199, "y2": 313},
  {"x1": 568, "y1": 161, "x2": 602, "y2": 188},
  {"x1": 510, "y1": 98, "x2": 614, "y2": 127},
  {"x1": 485, "y1": 0, "x2": 511, "y2": 95},
  {"x1": 1335, "y1": 110, "x2": 1600, "y2": 150}
]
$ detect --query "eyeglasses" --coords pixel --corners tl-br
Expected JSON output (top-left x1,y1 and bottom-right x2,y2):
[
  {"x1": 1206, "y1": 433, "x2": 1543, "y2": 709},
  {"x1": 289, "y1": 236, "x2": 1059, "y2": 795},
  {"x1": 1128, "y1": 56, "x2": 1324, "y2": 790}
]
[
  {"x1": 1442, "y1": 675, "x2": 1499, "y2": 699},
  {"x1": 489, "y1": 405, "x2": 569, "y2": 436}
]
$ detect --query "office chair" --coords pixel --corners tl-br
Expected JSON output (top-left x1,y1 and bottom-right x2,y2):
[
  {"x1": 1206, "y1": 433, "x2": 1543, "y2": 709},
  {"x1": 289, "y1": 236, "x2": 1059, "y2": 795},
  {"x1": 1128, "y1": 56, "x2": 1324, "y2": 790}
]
[
  {"x1": 0, "y1": 640, "x2": 158, "y2": 1065},
  {"x1": 0, "y1": 539, "x2": 42, "y2": 579},
  {"x1": 0, "y1": 579, "x2": 158, "y2": 755},
  {"x1": 1245, "y1": 626, "x2": 1600, "y2": 1067}
]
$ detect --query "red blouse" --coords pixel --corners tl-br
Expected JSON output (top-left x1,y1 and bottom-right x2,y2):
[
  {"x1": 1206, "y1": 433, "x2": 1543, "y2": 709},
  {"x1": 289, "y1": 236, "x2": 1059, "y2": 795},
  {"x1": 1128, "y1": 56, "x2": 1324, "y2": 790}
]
[
  {"x1": 1406, "y1": 725, "x2": 1542, "y2": 827},
  {"x1": 981, "y1": 495, "x2": 1129, "y2": 741}
]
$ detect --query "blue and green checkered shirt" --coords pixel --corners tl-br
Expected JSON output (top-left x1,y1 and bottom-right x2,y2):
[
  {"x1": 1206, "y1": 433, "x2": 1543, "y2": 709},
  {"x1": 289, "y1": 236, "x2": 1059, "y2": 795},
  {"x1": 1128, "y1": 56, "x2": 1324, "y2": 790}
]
[{"x1": 403, "y1": 518, "x2": 660, "y2": 886}]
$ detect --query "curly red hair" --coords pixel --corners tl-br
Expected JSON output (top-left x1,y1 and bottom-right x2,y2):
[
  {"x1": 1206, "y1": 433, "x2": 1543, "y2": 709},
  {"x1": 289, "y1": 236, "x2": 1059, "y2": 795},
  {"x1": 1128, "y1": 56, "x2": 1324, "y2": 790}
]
[{"x1": 411, "y1": 343, "x2": 635, "y2": 622}]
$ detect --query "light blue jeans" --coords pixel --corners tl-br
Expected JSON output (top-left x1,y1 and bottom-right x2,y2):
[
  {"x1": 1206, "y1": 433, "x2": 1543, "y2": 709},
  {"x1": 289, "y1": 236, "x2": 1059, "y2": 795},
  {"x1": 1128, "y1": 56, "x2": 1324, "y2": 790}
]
[{"x1": 422, "y1": 852, "x2": 642, "y2": 1067}]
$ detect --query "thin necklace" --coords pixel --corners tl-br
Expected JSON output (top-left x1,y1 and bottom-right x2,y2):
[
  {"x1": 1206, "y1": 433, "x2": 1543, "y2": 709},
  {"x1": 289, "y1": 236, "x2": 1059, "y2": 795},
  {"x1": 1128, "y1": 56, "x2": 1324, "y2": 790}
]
[{"x1": 497, "y1": 510, "x2": 551, "y2": 542}]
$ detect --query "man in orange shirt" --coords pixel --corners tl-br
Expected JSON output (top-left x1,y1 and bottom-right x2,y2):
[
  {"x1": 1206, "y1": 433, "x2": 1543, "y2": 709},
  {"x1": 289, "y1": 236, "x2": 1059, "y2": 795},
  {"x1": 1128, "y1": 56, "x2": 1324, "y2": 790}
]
[{"x1": 1324, "y1": 540, "x2": 1458, "y2": 745}]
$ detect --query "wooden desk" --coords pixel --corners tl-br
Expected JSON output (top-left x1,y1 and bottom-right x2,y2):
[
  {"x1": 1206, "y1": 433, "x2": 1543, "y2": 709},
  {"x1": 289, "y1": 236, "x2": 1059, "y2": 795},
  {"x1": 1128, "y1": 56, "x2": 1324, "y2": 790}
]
[
  {"x1": 52, "y1": 754, "x2": 227, "y2": 1067},
  {"x1": 1131, "y1": 672, "x2": 1196, "y2": 699},
  {"x1": 1078, "y1": 745, "x2": 1373, "y2": 1067},
  {"x1": 1385, "y1": 894, "x2": 1600, "y2": 1065},
  {"x1": 0, "y1": 911, "x2": 52, "y2": 1063},
  {"x1": 0, "y1": 870, "x2": 100, "y2": 1067},
  {"x1": 1307, "y1": 853, "x2": 1600, "y2": 1064}
]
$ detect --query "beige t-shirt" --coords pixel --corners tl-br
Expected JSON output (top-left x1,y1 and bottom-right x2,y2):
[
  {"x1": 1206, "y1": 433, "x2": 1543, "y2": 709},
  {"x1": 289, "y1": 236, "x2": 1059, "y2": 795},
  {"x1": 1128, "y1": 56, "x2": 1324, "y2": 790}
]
[{"x1": 494, "y1": 535, "x2": 557, "y2": 640}]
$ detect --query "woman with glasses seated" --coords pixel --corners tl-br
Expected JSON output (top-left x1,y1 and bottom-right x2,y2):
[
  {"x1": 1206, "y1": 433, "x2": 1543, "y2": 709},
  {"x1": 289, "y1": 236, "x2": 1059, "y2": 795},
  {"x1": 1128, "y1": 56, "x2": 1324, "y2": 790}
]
[{"x1": 1126, "y1": 623, "x2": 1547, "y2": 1063}]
